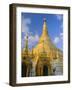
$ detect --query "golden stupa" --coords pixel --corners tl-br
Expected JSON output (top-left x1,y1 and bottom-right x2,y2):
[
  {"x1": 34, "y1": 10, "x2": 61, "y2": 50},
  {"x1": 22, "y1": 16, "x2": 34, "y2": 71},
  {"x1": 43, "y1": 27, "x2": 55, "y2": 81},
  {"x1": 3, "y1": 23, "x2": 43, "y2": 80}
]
[{"x1": 22, "y1": 18, "x2": 63, "y2": 77}]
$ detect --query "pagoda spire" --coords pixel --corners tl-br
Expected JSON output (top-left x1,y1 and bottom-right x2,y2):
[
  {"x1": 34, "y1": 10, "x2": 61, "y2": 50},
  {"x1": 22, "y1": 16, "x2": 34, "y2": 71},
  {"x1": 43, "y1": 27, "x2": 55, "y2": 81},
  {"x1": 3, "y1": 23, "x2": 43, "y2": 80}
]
[
  {"x1": 41, "y1": 18, "x2": 48, "y2": 37},
  {"x1": 39, "y1": 18, "x2": 49, "y2": 43},
  {"x1": 24, "y1": 35, "x2": 28, "y2": 54}
]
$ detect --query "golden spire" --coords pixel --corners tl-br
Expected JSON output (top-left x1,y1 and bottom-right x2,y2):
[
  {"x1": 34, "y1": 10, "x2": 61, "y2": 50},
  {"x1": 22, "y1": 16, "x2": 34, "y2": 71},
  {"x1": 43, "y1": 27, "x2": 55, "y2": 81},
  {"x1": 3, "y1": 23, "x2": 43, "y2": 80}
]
[
  {"x1": 24, "y1": 35, "x2": 28, "y2": 54},
  {"x1": 39, "y1": 18, "x2": 49, "y2": 43},
  {"x1": 41, "y1": 18, "x2": 48, "y2": 37},
  {"x1": 22, "y1": 35, "x2": 29, "y2": 58}
]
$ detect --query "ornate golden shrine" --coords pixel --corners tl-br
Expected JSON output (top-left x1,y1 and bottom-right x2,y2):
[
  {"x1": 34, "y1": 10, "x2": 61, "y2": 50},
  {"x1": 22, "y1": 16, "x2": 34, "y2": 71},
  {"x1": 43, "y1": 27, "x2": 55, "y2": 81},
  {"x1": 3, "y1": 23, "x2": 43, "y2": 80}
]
[{"x1": 22, "y1": 18, "x2": 63, "y2": 77}]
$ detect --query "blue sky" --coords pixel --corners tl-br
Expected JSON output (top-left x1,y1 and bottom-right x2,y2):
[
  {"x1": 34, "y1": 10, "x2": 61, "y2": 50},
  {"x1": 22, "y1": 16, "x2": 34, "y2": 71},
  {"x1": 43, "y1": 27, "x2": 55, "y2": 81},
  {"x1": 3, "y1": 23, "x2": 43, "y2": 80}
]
[{"x1": 21, "y1": 13, "x2": 63, "y2": 51}]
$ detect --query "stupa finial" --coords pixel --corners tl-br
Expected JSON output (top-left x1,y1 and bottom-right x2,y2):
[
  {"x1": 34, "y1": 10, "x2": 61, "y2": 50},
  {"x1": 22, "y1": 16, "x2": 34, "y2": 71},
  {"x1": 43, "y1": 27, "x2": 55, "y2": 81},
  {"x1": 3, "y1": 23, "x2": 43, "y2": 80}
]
[
  {"x1": 41, "y1": 18, "x2": 48, "y2": 37},
  {"x1": 43, "y1": 18, "x2": 46, "y2": 22}
]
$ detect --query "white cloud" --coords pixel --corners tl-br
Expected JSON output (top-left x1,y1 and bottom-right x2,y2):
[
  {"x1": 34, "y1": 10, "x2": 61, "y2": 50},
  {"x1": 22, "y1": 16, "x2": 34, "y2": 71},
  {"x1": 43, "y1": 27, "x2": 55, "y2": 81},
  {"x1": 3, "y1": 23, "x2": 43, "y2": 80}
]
[
  {"x1": 60, "y1": 32, "x2": 63, "y2": 39},
  {"x1": 54, "y1": 37, "x2": 60, "y2": 44},
  {"x1": 55, "y1": 14, "x2": 63, "y2": 31},
  {"x1": 21, "y1": 37, "x2": 25, "y2": 49},
  {"x1": 28, "y1": 34, "x2": 39, "y2": 47},
  {"x1": 53, "y1": 32, "x2": 63, "y2": 44},
  {"x1": 22, "y1": 34, "x2": 39, "y2": 49},
  {"x1": 53, "y1": 15, "x2": 63, "y2": 45},
  {"x1": 56, "y1": 15, "x2": 62, "y2": 21},
  {"x1": 21, "y1": 17, "x2": 32, "y2": 48},
  {"x1": 60, "y1": 32, "x2": 63, "y2": 36},
  {"x1": 56, "y1": 14, "x2": 63, "y2": 30},
  {"x1": 22, "y1": 18, "x2": 31, "y2": 34},
  {"x1": 21, "y1": 17, "x2": 39, "y2": 49}
]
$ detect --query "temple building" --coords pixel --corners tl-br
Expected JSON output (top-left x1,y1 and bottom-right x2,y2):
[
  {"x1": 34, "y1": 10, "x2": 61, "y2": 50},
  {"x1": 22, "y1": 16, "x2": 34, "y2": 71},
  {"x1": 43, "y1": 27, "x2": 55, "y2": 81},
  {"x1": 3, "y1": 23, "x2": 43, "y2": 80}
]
[{"x1": 21, "y1": 18, "x2": 63, "y2": 77}]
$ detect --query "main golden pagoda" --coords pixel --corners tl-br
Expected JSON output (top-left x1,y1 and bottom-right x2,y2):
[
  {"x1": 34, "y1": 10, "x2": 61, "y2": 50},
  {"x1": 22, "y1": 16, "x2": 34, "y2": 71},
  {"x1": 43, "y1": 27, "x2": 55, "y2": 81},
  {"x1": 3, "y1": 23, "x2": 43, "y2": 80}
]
[{"x1": 22, "y1": 18, "x2": 63, "y2": 77}]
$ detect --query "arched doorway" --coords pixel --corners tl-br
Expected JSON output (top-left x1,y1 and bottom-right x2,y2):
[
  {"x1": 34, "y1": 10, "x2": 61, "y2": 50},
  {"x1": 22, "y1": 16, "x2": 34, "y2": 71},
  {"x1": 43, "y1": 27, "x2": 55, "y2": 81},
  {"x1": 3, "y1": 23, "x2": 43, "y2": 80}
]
[{"x1": 43, "y1": 65, "x2": 48, "y2": 76}]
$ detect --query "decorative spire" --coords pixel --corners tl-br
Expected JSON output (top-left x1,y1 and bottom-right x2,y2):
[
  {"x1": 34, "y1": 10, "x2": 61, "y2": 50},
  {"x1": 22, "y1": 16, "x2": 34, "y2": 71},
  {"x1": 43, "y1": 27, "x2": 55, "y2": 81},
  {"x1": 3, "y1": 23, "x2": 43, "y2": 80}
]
[
  {"x1": 42, "y1": 18, "x2": 48, "y2": 37},
  {"x1": 39, "y1": 18, "x2": 49, "y2": 43},
  {"x1": 43, "y1": 18, "x2": 46, "y2": 22},
  {"x1": 24, "y1": 35, "x2": 28, "y2": 54}
]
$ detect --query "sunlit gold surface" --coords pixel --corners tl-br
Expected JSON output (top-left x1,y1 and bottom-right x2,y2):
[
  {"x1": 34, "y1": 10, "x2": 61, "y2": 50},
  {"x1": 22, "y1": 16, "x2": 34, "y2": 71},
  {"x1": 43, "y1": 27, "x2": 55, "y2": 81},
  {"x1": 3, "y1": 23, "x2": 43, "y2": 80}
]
[{"x1": 22, "y1": 18, "x2": 63, "y2": 76}]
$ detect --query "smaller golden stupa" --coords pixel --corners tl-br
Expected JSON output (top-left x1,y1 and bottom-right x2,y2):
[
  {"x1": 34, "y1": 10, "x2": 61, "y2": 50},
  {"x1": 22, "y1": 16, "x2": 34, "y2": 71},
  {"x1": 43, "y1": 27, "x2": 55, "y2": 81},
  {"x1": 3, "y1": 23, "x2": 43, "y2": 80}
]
[{"x1": 22, "y1": 18, "x2": 63, "y2": 77}]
